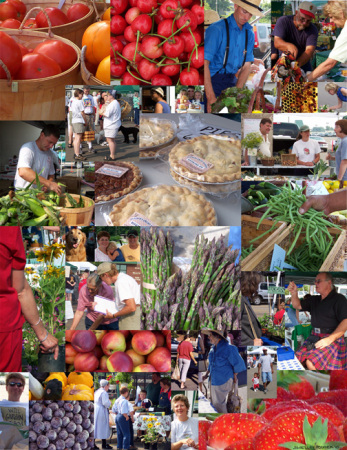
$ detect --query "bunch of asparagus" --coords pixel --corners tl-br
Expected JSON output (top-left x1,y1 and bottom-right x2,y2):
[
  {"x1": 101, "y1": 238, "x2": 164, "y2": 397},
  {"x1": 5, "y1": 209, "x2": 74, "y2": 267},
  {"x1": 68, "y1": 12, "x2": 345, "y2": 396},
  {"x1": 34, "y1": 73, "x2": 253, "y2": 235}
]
[{"x1": 140, "y1": 228, "x2": 241, "y2": 332}]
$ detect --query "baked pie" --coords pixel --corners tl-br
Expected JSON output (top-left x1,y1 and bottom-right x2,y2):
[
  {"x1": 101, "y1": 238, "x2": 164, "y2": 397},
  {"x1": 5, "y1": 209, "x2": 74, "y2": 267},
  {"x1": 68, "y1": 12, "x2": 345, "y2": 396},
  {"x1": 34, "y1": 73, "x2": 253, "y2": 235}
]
[
  {"x1": 169, "y1": 135, "x2": 241, "y2": 182},
  {"x1": 170, "y1": 169, "x2": 241, "y2": 194},
  {"x1": 140, "y1": 118, "x2": 176, "y2": 148},
  {"x1": 95, "y1": 161, "x2": 142, "y2": 203},
  {"x1": 109, "y1": 185, "x2": 217, "y2": 226}
]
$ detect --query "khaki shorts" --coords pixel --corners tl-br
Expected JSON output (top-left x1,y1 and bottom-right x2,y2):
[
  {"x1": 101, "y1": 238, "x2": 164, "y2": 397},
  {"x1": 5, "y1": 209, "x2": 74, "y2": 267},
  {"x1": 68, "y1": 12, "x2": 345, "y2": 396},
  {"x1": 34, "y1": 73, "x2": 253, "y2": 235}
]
[
  {"x1": 104, "y1": 127, "x2": 119, "y2": 139},
  {"x1": 72, "y1": 122, "x2": 85, "y2": 134},
  {"x1": 118, "y1": 306, "x2": 141, "y2": 330}
]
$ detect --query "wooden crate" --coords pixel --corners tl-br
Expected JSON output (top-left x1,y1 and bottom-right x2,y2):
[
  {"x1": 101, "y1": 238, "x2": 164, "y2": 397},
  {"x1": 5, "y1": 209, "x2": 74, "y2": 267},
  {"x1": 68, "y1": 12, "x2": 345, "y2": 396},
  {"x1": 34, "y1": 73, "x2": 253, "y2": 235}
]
[
  {"x1": 59, "y1": 194, "x2": 94, "y2": 226},
  {"x1": 281, "y1": 154, "x2": 297, "y2": 166}
]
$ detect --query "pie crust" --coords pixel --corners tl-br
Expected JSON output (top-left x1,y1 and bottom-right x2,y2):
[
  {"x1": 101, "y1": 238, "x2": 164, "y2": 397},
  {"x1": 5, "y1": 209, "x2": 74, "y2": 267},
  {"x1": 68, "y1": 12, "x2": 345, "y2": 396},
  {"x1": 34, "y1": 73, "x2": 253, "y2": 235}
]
[
  {"x1": 170, "y1": 169, "x2": 241, "y2": 194},
  {"x1": 109, "y1": 185, "x2": 217, "y2": 226},
  {"x1": 95, "y1": 161, "x2": 142, "y2": 203},
  {"x1": 139, "y1": 118, "x2": 176, "y2": 148},
  {"x1": 169, "y1": 135, "x2": 241, "y2": 182}
]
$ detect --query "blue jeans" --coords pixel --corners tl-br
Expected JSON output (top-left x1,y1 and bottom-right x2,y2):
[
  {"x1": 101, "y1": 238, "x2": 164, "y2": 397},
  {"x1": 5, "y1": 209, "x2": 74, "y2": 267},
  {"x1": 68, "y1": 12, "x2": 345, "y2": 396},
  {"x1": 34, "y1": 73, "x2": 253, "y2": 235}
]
[
  {"x1": 116, "y1": 414, "x2": 130, "y2": 450},
  {"x1": 262, "y1": 372, "x2": 272, "y2": 383},
  {"x1": 85, "y1": 316, "x2": 119, "y2": 330},
  {"x1": 134, "y1": 108, "x2": 139, "y2": 125}
]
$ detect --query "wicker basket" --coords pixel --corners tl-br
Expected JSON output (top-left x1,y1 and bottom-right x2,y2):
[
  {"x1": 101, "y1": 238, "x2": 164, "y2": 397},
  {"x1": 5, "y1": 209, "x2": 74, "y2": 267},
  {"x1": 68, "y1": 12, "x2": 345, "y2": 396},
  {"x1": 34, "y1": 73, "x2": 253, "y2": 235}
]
[
  {"x1": 2, "y1": 1, "x2": 103, "y2": 47},
  {"x1": 281, "y1": 154, "x2": 297, "y2": 166},
  {"x1": 0, "y1": 28, "x2": 81, "y2": 120},
  {"x1": 82, "y1": 130, "x2": 95, "y2": 142},
  {"x1": 80, "y1": 45, "x2": 109, "y2": 86},
  {"x1": 261, "y1": 158, "x2": 275, "y2": 166},
  {"x1": 119, "y1": 99, "x2": 132, "y2": 119},
  {"x1": 59, "y1": 194, "x2": 95, "y2": 226}
]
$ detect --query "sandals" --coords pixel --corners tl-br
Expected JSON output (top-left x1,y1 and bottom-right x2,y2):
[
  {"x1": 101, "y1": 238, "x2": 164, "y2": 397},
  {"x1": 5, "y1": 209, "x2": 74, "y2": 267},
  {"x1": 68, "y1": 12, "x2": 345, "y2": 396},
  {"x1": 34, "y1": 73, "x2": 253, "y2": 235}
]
[
  {"x1": 104, "y1": 156, "x2": 116, "y2": 161},
  {"x1": 68, "y1": 143, "x2": 73, "y2": 148},
  {"x1": 74, "y1": 154, "x2": 87, "y2": 161}
]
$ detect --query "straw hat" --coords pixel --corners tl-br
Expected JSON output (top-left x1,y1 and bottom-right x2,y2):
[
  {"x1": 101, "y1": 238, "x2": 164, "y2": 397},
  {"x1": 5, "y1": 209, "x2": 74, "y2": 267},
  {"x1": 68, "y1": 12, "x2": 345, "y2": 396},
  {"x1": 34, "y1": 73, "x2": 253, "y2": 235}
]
[
  {"x1": 201, "y1": 329, "x2": 227, "y2": 340},
  {"x1": 151, "y1": 87, "x2": 165, "y2": 97},
  {"x1": 233, "y1": 0, "x2": 264, "y2": 17},
  {"x1": 205, "y1": 9, "x2": 220, "y2": 25}
]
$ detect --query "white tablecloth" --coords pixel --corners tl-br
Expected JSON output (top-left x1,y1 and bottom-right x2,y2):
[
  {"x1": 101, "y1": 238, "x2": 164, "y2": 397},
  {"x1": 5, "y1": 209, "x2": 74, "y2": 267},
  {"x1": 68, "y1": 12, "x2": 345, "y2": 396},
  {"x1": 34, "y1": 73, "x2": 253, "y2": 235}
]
[{"x1": 277, "y1": 356, "x2": 305, "y2": 370}]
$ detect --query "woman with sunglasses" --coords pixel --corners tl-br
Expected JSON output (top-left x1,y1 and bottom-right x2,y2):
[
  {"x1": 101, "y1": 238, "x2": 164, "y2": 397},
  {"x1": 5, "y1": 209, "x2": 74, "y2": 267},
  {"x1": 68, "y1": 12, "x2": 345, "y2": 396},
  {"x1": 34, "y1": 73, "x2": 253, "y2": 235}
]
[
  {"x1": 0, "y1": 227, "x2": 59, "y2": 371},
  {"x1": 0, "y1": 373, "x2": 28, "y2": 425}
]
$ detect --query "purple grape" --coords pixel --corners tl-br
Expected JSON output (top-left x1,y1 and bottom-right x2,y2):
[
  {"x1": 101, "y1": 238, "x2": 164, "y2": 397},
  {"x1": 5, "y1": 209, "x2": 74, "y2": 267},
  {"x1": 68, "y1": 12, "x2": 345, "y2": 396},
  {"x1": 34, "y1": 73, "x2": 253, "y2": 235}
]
[
  {"x1": 66, "y1": 412, "x2": 74, "y2": 419},
  {"x1": 80, "y1": 408, "x2": 90, "y2": 419},
  {"x1": 55, "y1": 440, "x2": 65, "y2": 450},
  {"x1": 87, "y1": 424, "x2": 94, "y2": 435},
  {"x1": 57, "y1": 401, "x2": 65, "y2": 407},
  {"x1": 36, "y1": 435, "x2": 50, "y2": 449},
  {"x1": 73, "y1": 444, "x2": 82, "y2": 450},
  {"x1": 80, "y1": 443, "x2": 88, "y2": 450},
  {"x1": 42, "y1": 408, "x2": 53, "y2": 421},
  {"x1": 64, "y1": 403, "x2": 74, "y2": 412},
  {"x1": 82, "y1": 418, "x2": 91, "y2": 430},
  {"x1": 75, "y1": 425, "x2": 83, "y2": 434},
  {"x1": 76, "y1": 431, "x2": 89, "y2": 444},
  {"x1": 32, "y1": 403, "x2": 43, "y2": 413},
  {"x1": 54, "y1": 408, "x2": 65, "y2": 419},
  {"x1": 87, "y1": 437, "x2": 95, "y2": 448},
  {"x1": 44, "y1": 400, "x2": 53, "y2": 405},
  {"x1": 73, "y1": 404, "x2": 81, "y2": 414},
  {"x1": 66, "y1": 422, "x2": 77, "y2": 433},
  {"x1": 68, "y1": 434, "x2": 75, "y2": 440},
  {"x1": 29, "y1": 431, "x2": 37, "y2": 442},
  {"x1": 47, "y1": 403, "x2": 59, "y2": 412},
  {"x1": 62, "y1": 416, "x2": 71, "y2": 427},
  {"x1": 88, "y1": 403, "x2": 94, "y2": 412},
  {"x1": 29, "y1": 444, "x2": 39, "y2": 450},
  {"x1": 58, "y1": 430, "x2": 68, "y2": 440},
  {"x1": 31, "y1": 413, "x2": 43, "y2": 423},
  {"x1": 46, "y1": 430, "x2": 57, "y2": 442},
  {"x1": 51, "y1": 417, "x2": 62, "y2": 429},
  {"x1": 65, "y1": 437, "x2": 75, "y2": 448},
  {"x1": 73, "y1": 414, "x2": 83, "y2": 425},
  {"x1": 33, "y1": 421, "x2": 45, "y2": 434},
  {"x1": 89, "y1": 413, "x2": 94, "y2": 423},
  {"x1": 43, "y1": 421, "x2": 51, "y2": 432},
  {"x1": 79, "y1": 401, "x2": 90, "y2": 409},
  {"x1": 47, "y1": 445, "x2": 56, "y2": 450}
]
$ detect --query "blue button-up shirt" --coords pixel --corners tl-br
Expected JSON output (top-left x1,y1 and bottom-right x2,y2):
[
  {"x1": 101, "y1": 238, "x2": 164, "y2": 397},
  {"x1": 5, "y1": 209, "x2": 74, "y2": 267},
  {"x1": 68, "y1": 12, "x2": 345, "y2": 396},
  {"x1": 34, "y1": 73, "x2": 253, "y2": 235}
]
[
  {"x1": 205, "y1": 14, "x2": 255, "y2": 77},
  {"x1": 208, "y1": 339, "x2": 246, "y2": 386},
  {"x1": 112, "y1": 396, "x2": 130, "y2": 415}
]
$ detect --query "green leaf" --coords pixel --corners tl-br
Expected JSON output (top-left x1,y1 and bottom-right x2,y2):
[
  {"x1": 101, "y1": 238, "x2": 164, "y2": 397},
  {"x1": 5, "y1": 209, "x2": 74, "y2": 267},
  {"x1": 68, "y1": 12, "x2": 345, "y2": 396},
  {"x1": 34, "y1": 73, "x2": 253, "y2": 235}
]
[
  {"x1": 224, "y1": 97, "x2": 237, "y2": 107},
  {"x1": 318, "y1": 442, "x2": 347, "y2": 449},
  {"x1": 311, "y1": 418, "x2": 328, "y2": 445},
  {"x1": 278, "y1": 443, "x2": 306, "y2": 449}
]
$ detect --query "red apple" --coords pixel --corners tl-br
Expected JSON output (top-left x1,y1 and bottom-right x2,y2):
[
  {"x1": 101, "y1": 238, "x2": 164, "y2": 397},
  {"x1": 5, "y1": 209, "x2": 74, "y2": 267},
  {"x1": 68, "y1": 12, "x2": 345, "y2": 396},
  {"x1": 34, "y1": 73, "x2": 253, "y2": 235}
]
[
  {"x1": 66, "y1": 330, "x2": 76, "y2": 342},
  {"x1": 147, "y1": 347, "x2": 171, "y2": 372},
  {"x1": 126, "y1": 349, "x2": 145, "y2": 367},
  {"x1": 133, "y1": 364, "x2": 157, "y2": 372},
  {"x1": 74, "y1": 351, "x2": 99, "y2": 371},
  {"x1": 107, "y1": 351, "x2": 134, "y2": 372},
  {"x1": 65, "y1": 343, "x2": 78, "y2": 364},
  {"x1": 152, "y1": 331, "x2": 165, "y2": 347},
  {"x1": 99, "y1": 355, "x2": 109, "y2": 371},
  {"x1": 93, "y1": 330, "x2": 107, "y2": 345},
  {"x1": 71, "y1": 330, "x2": 97, "y2": 353},
  {"x1": 93, "y1": 345, "x2": 104, "y2": 360},
  {"x1": 101, "y1": 331, "x2": 126, "y2": 356},
  {"x1": 132, "y1": 331, "x2": 157, "y2": 355}
]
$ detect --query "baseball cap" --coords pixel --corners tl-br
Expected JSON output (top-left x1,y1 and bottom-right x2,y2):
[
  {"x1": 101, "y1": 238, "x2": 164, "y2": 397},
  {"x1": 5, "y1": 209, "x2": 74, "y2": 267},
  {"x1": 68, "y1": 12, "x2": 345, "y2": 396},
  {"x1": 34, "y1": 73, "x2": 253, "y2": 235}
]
[
  {"x1": 127, "y1": 229, "x2": 138, "y2": 237},
  {"x1": 96, "y1": 262, "x2": 113, "y2": 276},
  {"x1": 299, "y1": 125, "x2": 310, "y2": 132},
  {"x1": 298, "y1": 1, "x2": 317, "y2": 18}
]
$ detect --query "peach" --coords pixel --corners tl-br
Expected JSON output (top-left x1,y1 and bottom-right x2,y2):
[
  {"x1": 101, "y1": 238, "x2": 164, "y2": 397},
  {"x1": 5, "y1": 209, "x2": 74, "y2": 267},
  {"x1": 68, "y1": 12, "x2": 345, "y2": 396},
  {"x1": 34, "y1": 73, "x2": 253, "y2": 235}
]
[
  {"x1": 153, "y1": 331, "x2": 165, "y2": 347},
  {"x1": 93, "y1": 330, "x2": 107, "y2": 345},
  {"x1": 107, "y1": 351, "x2": 134, "y2": 372},
  {"x1": 74, "y1": 351, "x2": 99, "y2": 371},
  {"x1": 133, "y1": 364, "x2": 157, "y2": 372},
  {"x1": 101, "y1": 331, "x2": 126, "y2": 356},
  {"x1": 147, "y1": 347, "x2": 171, "y2": 372},
  {"x1": 99, "y1": 355, "x2": 108, "y2": 371},
  {"x1": 71, "y1": 330, "x2": 97, "y2": 353},
  {"x1": 65, "y1": 343, "x2": 78, "y2": 364},
  {"x1": 126, "y1": 349, "x2": 145, "y2": 367},
  {"x1": 131, "y1": 331, "x2": 157, "y2": 355}
]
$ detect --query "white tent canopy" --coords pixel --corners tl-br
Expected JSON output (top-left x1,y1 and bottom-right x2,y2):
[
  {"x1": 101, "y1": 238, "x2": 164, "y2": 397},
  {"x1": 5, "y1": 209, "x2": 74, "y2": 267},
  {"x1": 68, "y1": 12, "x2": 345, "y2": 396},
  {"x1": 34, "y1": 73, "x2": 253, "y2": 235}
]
[
  {"x1": 248, "y1": 347, "x2": 277, "y2": 354},
  {"x1": 70, "y1": 262, "x2": 97, "y2": 271}
]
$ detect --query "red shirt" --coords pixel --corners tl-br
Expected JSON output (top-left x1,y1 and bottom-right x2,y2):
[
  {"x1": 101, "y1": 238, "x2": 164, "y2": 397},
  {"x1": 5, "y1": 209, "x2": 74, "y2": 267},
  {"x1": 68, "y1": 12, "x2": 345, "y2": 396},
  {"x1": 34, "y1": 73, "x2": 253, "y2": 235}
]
[
  {"x1": 178, "y1": 340, "x2": 194, "y2": 360},
  {"x1": 0, "y1": 226, "x2": 26, "y2": 331},
  {"x1": 274, "y1": 309, "x2": 285, "y2": 325},
  {"x1": 77, "y1": 281, "x2": 118, "y2": 324},
  {"x1": 78, "y1": 279, "x2": 87, "y2": 292}
]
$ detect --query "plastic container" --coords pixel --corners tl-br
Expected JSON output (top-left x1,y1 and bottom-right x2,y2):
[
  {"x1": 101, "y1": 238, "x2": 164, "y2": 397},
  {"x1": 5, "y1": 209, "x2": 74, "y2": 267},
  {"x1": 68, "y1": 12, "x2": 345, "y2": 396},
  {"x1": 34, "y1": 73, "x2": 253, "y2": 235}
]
[
  {"x1": 139, "y1": 118, "x2": 178, "y2": 150},
  {"x1": 277, "y1": 346, "x2": 295, "y2": 361}
]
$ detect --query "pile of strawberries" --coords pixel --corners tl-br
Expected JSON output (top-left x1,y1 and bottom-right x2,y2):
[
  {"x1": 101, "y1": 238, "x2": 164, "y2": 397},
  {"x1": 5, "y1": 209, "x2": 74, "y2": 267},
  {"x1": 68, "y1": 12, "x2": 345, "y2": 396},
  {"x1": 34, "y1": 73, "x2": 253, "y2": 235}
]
[
  {"x1": 110, "y1": 0, "x2": 204, "y2": 85},
  {"x1": 200, "y1": 371, "x2": 347, "y2": 450}
]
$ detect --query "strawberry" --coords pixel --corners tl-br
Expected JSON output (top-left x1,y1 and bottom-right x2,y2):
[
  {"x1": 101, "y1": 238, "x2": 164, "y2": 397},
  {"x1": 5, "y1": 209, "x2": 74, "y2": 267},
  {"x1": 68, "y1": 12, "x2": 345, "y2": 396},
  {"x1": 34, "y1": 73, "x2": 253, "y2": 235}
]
[
  {"x1": 262, "y1": 400, "x2": 314, "y2": 422},
  {"x1": 329, "y1": 370, "x2": 347, "y2": 391},
  {"x1": 199, "y1": 433, "x2": 207, "y2": 450},
  {"x1": 343, "y1": 419, "x2": 347, "y2": 441},
  {"x1": 253, "y1": 411, "x2": 343, "y2": 450},
  {"x1": 307, "y1": 390, "x2": 347, "y2": 416},
  {"x1": 277, "y1": 371, "x2": 315, "y2": 400},
  {"x1": 199, "y1": 421, "x2": 212, "y2": 440},
  {"x1": 262, "y1": 386, "x2": 297, "y2": 409},
  {"x1": 312, "y1": 402, "x2": 345, "y2": 428},
  {"x1": 224, "y1": 437, "x2": 253, "y2": 449},
  {"x1": 207, "y1": 414, "x2": 267, "y2": 450}
]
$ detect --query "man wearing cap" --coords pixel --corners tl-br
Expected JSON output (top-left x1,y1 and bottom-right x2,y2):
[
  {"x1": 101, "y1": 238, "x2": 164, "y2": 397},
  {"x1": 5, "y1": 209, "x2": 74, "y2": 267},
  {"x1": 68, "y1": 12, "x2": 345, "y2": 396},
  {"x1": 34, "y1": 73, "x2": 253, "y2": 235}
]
[
  {"x1": 120, "y1": 230, "x2": 140, "y2": 263},
  {"x1": 150, "y1": 87, "x2": 171, "y2": 113},
  {"x1": 257, "y1": 348, "x2": 273, "y2": 394},
  {"x1": 204, "y1": 0, "x2": 264, "y2": 113},
  {"x1": 97, "y1": 262, "x2": 141, "y2": 329},
  {"x1": 94, "y1": 379, "x2": 112, "y2": 450},
  {"x1": 69, "y1": 273, "x2": 119, "y2": 331},
  {"x1": 273, "y1": 2, "x2": 318, "y2": 72},
  {"x1": 242, "y1": 118, "x2": 272, "y2": 165},
  {"x1": 82, "y1": 86, "x2": 98, "y2": 153},
  {"x1": 202, "y1": 330, "x2": 246, "y2": 413},
  {"x1": 291, "y1": 125, "x2": 320, "y2": 166}
]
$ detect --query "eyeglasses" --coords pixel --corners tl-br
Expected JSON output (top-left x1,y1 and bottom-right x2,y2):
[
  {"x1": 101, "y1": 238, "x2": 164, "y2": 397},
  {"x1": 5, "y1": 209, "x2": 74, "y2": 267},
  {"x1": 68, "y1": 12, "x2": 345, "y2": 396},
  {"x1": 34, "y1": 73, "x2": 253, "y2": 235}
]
[
  {"x1": 296, "y1": 13, "x2": 312, "y2": 24},
  {"x1": 8, "y1": 382, "x2": 24, "y2": 387},
  {"x1": 315, "y1": 279, "x2": 328, "y2": 284}
]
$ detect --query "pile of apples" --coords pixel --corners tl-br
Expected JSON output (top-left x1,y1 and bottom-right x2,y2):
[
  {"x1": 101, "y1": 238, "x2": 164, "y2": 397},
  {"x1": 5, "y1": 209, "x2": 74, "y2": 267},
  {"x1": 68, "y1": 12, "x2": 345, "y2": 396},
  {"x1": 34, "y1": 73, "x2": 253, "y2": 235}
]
[{"x1": 66, "y1": 330, "x2": 172, "y2": 373}]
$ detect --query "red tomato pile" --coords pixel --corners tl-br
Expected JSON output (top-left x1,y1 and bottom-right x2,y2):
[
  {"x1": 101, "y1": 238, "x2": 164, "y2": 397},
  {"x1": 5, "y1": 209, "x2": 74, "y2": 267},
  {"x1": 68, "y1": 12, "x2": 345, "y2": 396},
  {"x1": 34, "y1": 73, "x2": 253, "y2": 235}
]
[
  {"x1": 0, "y1": 31, "x2": 77, "y2": 80},
  {"x1": 0, "y1": 1, "x2": 90, "y2": 29},
  {"x1": 110, "y1": 0, "x2": 204, "y2": 85},
  {"x1": 66, "y1": 330, "x2": 172, "y2": 373}
]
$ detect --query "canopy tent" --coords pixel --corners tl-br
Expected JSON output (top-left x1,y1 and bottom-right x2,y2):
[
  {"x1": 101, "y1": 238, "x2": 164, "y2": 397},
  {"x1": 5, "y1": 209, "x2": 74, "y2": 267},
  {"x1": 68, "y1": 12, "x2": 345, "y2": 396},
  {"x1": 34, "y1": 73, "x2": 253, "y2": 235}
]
[
  {"x1": 284, "y1": 271, "x2": 347, "y2": 285},
  {"x1": 66, "y1": 262, "x2": 97, "y2": 271},
  {"x1": 248, "y1": 347, "x2": 277, "y2": 354}
]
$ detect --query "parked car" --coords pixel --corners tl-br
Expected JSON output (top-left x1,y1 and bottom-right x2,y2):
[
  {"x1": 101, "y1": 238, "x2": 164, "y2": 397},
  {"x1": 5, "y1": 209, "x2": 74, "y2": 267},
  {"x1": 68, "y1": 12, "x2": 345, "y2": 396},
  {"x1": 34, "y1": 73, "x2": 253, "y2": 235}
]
[
  {"x1": 251, "y1": 282, "x2": 277, "y2": 305},
  {"x1": 310, "y1": 135, "x2": 328, "y2": 152},
  {"x1": 171, "y1": 338, "x2": 179, "y2": 353},
  {"x1": 273, "y1": 122, "x2": 299, "y2": 155},
  {"x1": 253, "y1": 23, "x2": 271, "y2": 67}
]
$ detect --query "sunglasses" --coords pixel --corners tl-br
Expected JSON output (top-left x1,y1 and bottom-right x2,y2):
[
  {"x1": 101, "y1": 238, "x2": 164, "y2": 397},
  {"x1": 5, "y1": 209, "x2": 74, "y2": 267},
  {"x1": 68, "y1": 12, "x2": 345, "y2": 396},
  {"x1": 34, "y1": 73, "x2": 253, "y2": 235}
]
[{"x1": 8, "y1": 382, "x2": 24, "y2": 387}]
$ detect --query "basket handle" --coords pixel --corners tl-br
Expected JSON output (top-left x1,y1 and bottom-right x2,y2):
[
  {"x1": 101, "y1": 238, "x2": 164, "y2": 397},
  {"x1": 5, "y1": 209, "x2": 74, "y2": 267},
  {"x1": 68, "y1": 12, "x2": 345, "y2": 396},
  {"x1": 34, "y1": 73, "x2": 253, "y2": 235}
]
[
  {"x1": 0, "y1": 59, "x2": 12, "y2": 87},
  {"x1": 247, "y1": 87, "x2": 260, "y2": 113},
  {"x1": 90, "y1": 0, "x2": 101, "y2": 21},
  {"x1": 20, "y1": 7, "x2": 54, "y2": 38},
  {"x1": 81, "y1": 45, "x2": 93, "y2": 82}
]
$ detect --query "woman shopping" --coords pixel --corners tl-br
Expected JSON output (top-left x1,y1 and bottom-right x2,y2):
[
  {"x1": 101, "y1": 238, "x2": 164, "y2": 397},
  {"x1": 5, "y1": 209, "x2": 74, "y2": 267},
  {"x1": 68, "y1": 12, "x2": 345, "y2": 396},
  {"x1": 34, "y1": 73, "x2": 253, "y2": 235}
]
[
  {"x1": 177, "y1": 333, "x2": 197, "y2": 389},
  {"x1": 327, "y1": 119, "x2": 347, "y2": 186},
  {"x1": 0, "y1": 226, "x2": 58, "y2": 371}
]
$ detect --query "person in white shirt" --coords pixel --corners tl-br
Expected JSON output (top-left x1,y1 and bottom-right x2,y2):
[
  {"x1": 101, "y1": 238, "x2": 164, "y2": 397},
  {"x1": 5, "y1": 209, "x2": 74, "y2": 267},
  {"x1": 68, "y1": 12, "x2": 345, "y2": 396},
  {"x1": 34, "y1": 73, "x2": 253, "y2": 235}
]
[
  {"x1": 97, "y1": 262, "x2": 141, "y2": 330},
  {"x1": 71, "y1": 88, "x2": 87, "y2": 161},
  {"x1": 100, "y1": 91, "x2": 122, "y2": 161},
  {"x1": 242, "y1": 118, "x2": 273, "y2": 165},
  {"x1": 112, "y1": 387, "x2": 131, "y2": 450},
  {"x1": 291, "y1": 124, "x2": 320, "y2": 166},
  {"x1": 83, "y1": 86, "x2": 98, "y2": 153},
  {"x1": 0, "y1": 373, "x2": 29, "y2": 426},
  {"x1": 171, "y1": 394, "x2": 198, "y2": 450},
  {"x1": 14, "y1": 124, "x2": 62, "y2": 194}
]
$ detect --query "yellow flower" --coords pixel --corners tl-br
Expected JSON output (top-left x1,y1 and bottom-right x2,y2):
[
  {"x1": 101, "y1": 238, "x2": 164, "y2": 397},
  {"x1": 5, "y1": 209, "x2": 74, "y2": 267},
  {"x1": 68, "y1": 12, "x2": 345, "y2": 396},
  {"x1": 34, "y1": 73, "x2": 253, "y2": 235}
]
[{"x1": 147, "y1": 423, "x2": 153, "y2": 428}]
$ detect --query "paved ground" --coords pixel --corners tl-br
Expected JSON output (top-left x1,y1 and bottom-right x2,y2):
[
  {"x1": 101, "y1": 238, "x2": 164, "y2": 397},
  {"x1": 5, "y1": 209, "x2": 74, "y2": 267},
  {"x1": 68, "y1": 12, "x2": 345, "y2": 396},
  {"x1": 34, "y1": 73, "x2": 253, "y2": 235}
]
[
  {"x1": 95, "y1": 436, "x2": 169, "y2": 450},
  {"x1": 247, "y1": 364, "x2": 277, "y2": 399},
  {"x1": 200, "y1": 378, "x2": 248, "y2": 413},
  {"x1": 171, "y1": 370, "x2": 198, "y2": 391}
]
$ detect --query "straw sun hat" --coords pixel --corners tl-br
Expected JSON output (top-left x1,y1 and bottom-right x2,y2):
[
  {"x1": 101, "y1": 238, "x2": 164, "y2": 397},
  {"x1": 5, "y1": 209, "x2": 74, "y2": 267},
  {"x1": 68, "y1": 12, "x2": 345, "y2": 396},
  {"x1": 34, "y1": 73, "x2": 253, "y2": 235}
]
[{"x1": 233, "y1": 0, "x2": 264, "y2": 17}]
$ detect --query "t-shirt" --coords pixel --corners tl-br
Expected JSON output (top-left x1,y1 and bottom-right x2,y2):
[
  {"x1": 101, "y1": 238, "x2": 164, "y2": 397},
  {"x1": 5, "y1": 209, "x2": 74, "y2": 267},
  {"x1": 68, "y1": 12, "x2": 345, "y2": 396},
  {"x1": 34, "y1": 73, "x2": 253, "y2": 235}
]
[
  {"x1": 274, "y1": 309, "x2": 285, "y2": 325},
  {"x1": 115, "y1": 272, "x2": 141, "y2": 309},
  {"x1": 0, "y1": 400, "x2": 29, "y2": 426},
  {"x1": 103, "y1": 100, "x2": 121, "y2": 130},
  {"x1": 178, "y1": 341, "x2": 194, "y2": 360},
  {"x1": 133, "y1": 96, "x2": 140, "y2": 108},
  {"x1": 171, "y1": 418, "x2": 199, "y2": 450},
  {"x1": 258, "y1": 354, "x2": 272, "y2": 372},
  {"x1": 252, "y1": 377, "x2": 259, "y2": 387},
  {"x1": 300, "y1": 291, "x2": 347, "y2": 329},
  {"x1": 335, "y1": 136, "x2": 347, "y2": 181},
  {"x1": 14, "y1": 141, "x2": 55, "y2": 189},
  {"x1": 77, "y1": 282, "x2": 117, "y2": 325},
  {"x1": 82, "y1": 94, "x2": 97, "y2": 114},
  {"x1": 146, "y1": 382, "x2": 161, "y2": 405},
  {"x1": 95, "y1": 247, "x2": 112, "y2": 262},
  {"x1": 120, "y1": 244, "x2": 140, "y2": 262},
  {"x1": 273, "y1": 15, "x2": 318, "y2": 71},
  {"x1": 292, "y1": 139, "x2": 320, "y2": 162},
  {"x1": 329, "y1": 21, "x2": 347, "y2": 63},
  {"x1": 71, "y1": 98, "x2": 85, "y2": 124}
]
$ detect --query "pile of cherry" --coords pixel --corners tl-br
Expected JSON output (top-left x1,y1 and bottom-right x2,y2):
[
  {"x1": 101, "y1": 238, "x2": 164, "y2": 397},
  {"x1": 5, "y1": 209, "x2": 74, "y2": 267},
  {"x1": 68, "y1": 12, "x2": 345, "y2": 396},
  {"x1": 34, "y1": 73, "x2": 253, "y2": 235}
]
[{"x1": 110, "y1": 0, "x2": 204, "y2": 85}]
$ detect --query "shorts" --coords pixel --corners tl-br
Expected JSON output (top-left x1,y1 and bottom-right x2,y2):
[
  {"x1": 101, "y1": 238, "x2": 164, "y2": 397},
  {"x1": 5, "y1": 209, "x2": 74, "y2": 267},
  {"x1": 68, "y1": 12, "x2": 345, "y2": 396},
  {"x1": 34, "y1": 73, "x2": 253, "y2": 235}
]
[
  {"x1": 84, "y1": 114, "x2": 95, "y2": 131},
  {"x1": 104, "y1": 127, "x2": 119, "y2": 139},
  {"x1": 261, "y1": 372, "x2": 272, "y2": 383},
  {"x1": 66, "y1": 289, "x2": 74, "y2": 294},
  {"x1": 72, "y1": 122, "x2": 85, "y2": 134}
]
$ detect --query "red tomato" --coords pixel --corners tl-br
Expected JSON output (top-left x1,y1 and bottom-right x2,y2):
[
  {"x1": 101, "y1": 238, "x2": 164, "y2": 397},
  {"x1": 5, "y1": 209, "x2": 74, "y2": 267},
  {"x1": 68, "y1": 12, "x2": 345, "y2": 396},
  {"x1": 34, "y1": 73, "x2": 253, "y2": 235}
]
[
  {"x1": 0, "y1": 30, "x2": 22, "y2": 79},
  {"x1": 23, "y1": 17, "x2": 37, "y2": 28},
  {"x1": 1, "y1": 18, "x2": 21, "y2": 28},
  {"x1": 33, "y1": 39, "x2": 77, "y2": 72},
  {"x1": 15, "y1": 53, "x2": 62, "y2": 80},
  {"x1": 35, "y1": 7, "x2": 69, "y2": 28},
  {"x1": 0, "y1": 2, "x2": 17, "y2": 21},
  {"x1": 66, "y1": 3, "x2": 90, "y2": 22},
  {"x1": 7, "y1": 0, "x2": 26, "y2": 21},
  {"x1": 17, "y1": 42, "x2": 30, "y2": 57}
]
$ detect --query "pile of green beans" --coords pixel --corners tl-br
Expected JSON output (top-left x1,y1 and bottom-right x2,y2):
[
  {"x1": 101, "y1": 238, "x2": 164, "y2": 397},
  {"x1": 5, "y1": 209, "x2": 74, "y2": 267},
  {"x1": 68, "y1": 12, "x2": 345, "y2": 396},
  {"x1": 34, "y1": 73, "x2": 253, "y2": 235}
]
[{"x1": 250, "y1": 182, "x2": 341, "y2": 270}]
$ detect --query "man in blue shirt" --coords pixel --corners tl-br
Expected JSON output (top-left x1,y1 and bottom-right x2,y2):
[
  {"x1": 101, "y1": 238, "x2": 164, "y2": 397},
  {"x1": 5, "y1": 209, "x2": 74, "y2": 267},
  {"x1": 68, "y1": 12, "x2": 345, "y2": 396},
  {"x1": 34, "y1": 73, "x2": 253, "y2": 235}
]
[
  {"x1": 113, "y1": 387, "x2": 131, "y2": 450},
  {"x1": 273, "y1": 1, "x2": 318, "y2": 72},
  {"x1": 202, "y1": 329, "x2": 246, "y2": 413},
  {"x1": 204, "y1": 0, "x2": 264, "y2": 112}
]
